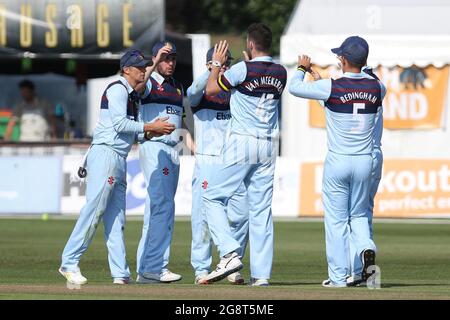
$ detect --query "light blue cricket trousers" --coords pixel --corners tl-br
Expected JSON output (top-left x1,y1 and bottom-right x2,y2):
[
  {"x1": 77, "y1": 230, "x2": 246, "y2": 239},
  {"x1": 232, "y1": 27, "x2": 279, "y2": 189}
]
[
  {"x1": 349, "y1": 147, "x2": 383, "y2": 276},
  {"x1": 202, "y1": 133, "x2": 275, "y2": 280},
  {"x1": 191, "y1": 153, "x2": 249, "y2": 276},
  {"x1": 61, "y1": 144, "x2": 130, "y2": 279},
  {"x1": 322, "y1": 151, "x2": 377, "y2": 286},
  {"x1": 137, "y1": 141, "x2": 180, "y2": 274}
]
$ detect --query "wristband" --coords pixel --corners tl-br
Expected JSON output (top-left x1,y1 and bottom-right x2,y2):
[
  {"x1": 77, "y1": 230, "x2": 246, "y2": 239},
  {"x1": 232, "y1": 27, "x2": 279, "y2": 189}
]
[
  {"x1": 144, "y1": 131, "x2": 153, "y2": 140},
  {"x1": 297, "y1": 65, "x2": 308, "y2": 73},
  {"x1": 211, "y1": 60, "x2": 222, "y2": 68}
]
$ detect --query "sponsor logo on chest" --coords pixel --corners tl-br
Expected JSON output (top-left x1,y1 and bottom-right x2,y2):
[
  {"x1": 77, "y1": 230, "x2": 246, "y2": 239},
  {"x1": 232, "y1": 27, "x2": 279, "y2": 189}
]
[
  {"x1": 216, "y1": 112, "x2": 231, "y2": 120},
  {"x1": 166, "y1": 106, "x2": 181, "y2": 116}
]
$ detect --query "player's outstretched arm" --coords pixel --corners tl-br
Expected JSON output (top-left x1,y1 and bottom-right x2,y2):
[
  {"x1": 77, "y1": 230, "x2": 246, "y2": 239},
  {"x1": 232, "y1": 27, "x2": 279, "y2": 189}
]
[
  {"x1": 289, "y1": 54, "x2": 332, "y2": 101},
  {"x1": 187, "y1": 70, "x2": 210, "y2": 107},
  {"x1": 205, "y1": 40, "x2": 229, "y2": 96}
]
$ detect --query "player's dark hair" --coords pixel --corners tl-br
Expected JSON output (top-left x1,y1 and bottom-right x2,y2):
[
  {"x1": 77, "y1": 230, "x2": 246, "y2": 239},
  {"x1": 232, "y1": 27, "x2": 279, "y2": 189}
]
[
  {"x1": 18, "y1": 79, "x2": 35, "y2": 90},
  {"x1": 247, "y1": 23, "x2": 272, "y2": 53}
]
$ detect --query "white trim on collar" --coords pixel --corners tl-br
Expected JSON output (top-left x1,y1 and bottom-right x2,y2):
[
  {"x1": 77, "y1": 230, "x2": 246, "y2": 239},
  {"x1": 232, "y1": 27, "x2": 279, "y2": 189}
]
[
  {"x1": 151, "y1": 72, "x2": 165, "y2": 85},
  {"x1": 250, "y1": 56, "x2": 273, "y2": 62},
  {"x1": 343, "y1": 72, "x2": 366, "y2": 78}
]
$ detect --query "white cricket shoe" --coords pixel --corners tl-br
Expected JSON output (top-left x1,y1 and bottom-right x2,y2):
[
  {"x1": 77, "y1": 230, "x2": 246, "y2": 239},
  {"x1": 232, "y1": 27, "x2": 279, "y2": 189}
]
[
  {"x1": 113, "y1": 277, "x2": 132, "y2": 285},
  {"x1": 249, "y1": 278, "x2": 269, "y2": 287},
  {"x1": 198, "y1": 252, "x2": 243, "y2": 284},
  {"x1": 136, "y1": 270, "x2": 182, "y2": 283},
  {"x1": 160, "y1": 270, "x2": 182, "y2": 282},
  {"x1": 322, "y1": 278, "x2": 347, "y2": 288},
  {"x1": 194, "y1": 272, "x2": 209, "y2": 285},
  {"x1": 227, "y1": 272, "x2": 245, "y2": 285},
  {"x1": 59, "y1": 267, "x2": 87, "y2": 285}
]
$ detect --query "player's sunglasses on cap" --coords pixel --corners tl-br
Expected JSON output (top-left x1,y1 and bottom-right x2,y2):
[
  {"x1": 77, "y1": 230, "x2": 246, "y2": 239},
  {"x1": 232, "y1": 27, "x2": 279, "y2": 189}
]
[
  {"x1": 331, "y1": 36, "x2": 369, "y2": 65},
  {"x1": 120, "y1": 49, "x2": 153, "y2": 69},
  {"x1": 206, "y1": 47, "x2": 234, "y2": 67},
  {"x1": 152, "y1": 41, "x2": 177, "y2": 57}
]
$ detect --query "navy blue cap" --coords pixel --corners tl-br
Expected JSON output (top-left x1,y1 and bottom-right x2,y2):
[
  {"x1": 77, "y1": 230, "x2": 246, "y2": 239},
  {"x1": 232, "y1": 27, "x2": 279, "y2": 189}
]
[
  {"x1": 206, "y1": 47, "x2": 234, "y2": 64},
  {"x1": 120, "y1": 49, "x2": 152, "y2": 69},
  {"x1": 152, "y1": 41, "x2": 177, "y2": 57},
  {"x1": 331, "y1": 36, "x2": 369, "y2": 65}
]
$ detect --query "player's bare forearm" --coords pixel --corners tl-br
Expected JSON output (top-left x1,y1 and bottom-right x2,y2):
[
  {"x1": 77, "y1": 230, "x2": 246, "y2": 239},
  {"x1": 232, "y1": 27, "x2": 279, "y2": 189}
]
[
  {"x1": 205, "y1": 40, "x2": 229, "y2": 96},
  {"x1": 205, "y1": 67, "x2": 221, "y2": 96}
]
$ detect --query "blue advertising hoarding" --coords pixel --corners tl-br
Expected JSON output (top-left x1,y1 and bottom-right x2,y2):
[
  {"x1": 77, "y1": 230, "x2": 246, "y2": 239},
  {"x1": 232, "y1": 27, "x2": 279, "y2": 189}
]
[{"x1": 0, "y1": 156, "x2": 62, "y2": 214}]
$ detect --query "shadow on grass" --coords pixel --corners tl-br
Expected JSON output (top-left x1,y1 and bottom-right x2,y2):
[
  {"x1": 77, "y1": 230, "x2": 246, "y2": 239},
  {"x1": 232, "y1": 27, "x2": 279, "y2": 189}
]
[
  {"x1": 268, "y1": 282, "x2": 449, "y2": 289},
  {"x1": 270, "y1": 281, "x2": 321, "y2": 286},
  {"x1": 381, "y1": 283, "x2": 450, "y2": 288}
]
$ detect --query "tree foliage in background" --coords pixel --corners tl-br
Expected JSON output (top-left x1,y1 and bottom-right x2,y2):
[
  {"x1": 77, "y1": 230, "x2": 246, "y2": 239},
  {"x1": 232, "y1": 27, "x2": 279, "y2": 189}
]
[{"x1": 166, "y1": 0, "x2": 298, "y2": 55}]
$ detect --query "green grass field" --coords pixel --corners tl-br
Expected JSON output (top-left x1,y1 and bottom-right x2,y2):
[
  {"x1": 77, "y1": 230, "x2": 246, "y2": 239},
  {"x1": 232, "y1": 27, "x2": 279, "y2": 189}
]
[{"x1": 0, "y1": 217, "x2": 449, "y2": 300}]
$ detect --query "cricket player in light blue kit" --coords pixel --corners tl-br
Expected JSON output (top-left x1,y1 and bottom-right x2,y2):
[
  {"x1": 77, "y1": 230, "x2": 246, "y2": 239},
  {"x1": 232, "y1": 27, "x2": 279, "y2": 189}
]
[
  {"x1": 187, "y1": 47, "x2": 249, "y2": 285},
  {"x1": 289, "y1": 36, "x2": 386, "y2": 287},
  {"x1": 199, "y1": 23, "x2": 287, "y2": 286},
  {"x1": 59, "y1": 50, "x2": 175, "y2": 285},
  {"x1": 136, "y1": 41, "x2": 184, "y2": 283},
  {"x1": 347, "y1": 66, "x2": 384, "y2": 286}
]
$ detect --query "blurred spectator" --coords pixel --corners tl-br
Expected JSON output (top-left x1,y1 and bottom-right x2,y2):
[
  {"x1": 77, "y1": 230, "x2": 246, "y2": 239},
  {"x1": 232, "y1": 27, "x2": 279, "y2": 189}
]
[
  {"x1": 54, "y1": 103, "x2": 68, "y2": 139},
  {"x1": 4, "y1": 79, "x2": 57, "y2": 141},
  {"x1": 400, "y1": 66, "x2": 428, "y2": 89},
  {"x1": 66, "y1": 120, "x2": 83, "y2": 140}
]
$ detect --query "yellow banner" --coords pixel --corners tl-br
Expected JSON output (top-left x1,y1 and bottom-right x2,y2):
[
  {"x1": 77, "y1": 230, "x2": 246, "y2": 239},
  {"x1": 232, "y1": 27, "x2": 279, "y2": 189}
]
[
  {"x1": 300, "y1": 159, "x2": 450, "y2": 218},
  {"x1": 308, "y1": 66, "x2": 449, "y2": 129}
]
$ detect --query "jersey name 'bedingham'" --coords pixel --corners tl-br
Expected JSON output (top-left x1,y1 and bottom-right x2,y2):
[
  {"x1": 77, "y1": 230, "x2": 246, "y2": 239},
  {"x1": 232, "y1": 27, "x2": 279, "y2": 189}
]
[
  {"x1": 244, "y1": 76, "x2": 284, "y2": 94},
  {"x1": 340, "y1": 92, "x2": 378, "y2": 104}
]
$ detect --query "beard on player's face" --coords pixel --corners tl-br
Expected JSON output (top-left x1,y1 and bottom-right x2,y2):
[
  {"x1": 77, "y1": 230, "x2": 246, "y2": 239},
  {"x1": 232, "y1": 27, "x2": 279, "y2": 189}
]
[
  {"x1": 156, "y1": 56, "x2": 176, "y2": 78},
  {"x1": 246, "y1": 47, "x2": 252, "y2": 60},
  {"x1": 246, "y1": 38, "x2": 253, "y2": 60},
  {"x1": 157, "y1": 64, "x2": 174, "y2": 78}
]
